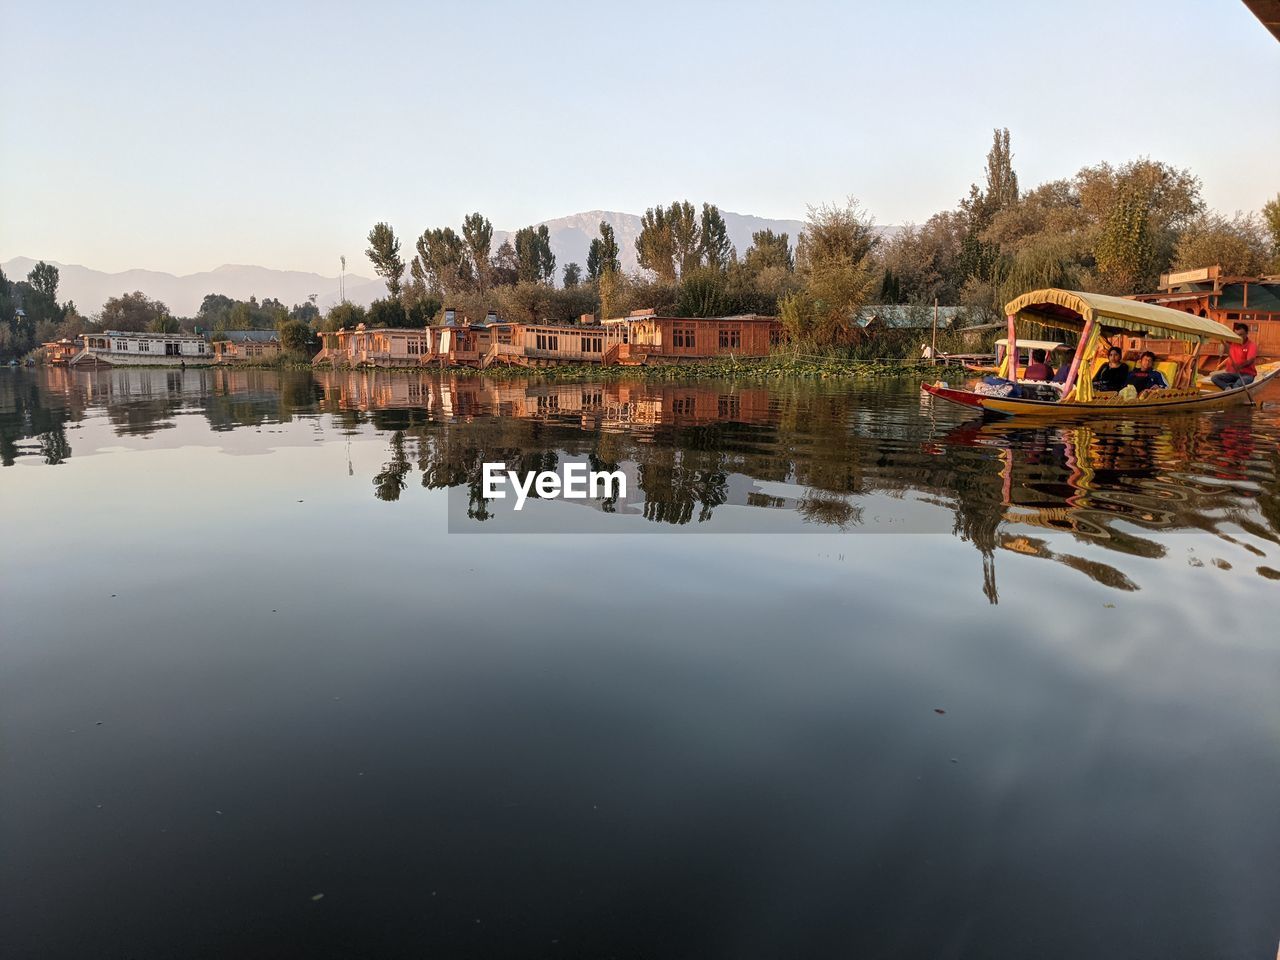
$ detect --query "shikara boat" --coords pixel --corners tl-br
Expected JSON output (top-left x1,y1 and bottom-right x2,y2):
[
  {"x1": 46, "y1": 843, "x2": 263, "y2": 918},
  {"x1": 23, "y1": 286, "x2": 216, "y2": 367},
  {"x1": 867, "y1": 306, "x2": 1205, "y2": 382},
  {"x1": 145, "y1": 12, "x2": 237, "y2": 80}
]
[{"x1": 923, "y1": 288, "x2": 1280, "y2": 418}]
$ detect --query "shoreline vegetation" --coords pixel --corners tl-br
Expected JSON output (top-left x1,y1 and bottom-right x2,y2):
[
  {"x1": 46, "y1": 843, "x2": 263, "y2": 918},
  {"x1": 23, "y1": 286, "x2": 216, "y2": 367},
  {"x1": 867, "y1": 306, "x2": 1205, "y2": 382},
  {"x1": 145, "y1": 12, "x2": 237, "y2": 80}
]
[
  {"x1": 6, "y1": 130, "x2": 1279, "y2": 374},
  {"x1": 17, "y1": 351, "x2": 967, "y2": 383}
]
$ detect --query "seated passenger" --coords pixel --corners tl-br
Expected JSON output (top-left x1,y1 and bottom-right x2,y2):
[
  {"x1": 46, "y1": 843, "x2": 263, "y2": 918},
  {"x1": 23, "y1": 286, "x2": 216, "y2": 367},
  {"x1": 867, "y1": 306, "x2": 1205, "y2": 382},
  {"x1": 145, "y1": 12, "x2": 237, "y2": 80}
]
[
  {"x1": 1091, "y1": 347, "x2": 1130, "y2": 392},
  {"x1": 1210, "y1": 323, "x2": 1258, "y2": 390},
  {"x1": 1052, "y1": 352, "x2": 1075, "y2": 383},
  {"x1": 1023, "y1": 348, "x2": 1055, "y2": 381},
  {"x1": 1126, "y1": 351, "x2": 1168, "y2": 393}
]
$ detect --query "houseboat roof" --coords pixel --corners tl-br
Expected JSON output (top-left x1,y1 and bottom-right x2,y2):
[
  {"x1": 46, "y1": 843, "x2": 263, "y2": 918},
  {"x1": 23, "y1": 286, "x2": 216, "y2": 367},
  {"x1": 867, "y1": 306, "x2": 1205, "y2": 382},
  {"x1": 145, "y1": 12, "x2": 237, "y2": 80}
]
[
  {"x1": 98, "y1": 329, "x2": 207, "y2": 340},
  {"x1": 219, "y1": 330, "x2": 280, "y2": 342},
  {"x1": 857, "y1": 305, "x2": 964, "y2": 328}
]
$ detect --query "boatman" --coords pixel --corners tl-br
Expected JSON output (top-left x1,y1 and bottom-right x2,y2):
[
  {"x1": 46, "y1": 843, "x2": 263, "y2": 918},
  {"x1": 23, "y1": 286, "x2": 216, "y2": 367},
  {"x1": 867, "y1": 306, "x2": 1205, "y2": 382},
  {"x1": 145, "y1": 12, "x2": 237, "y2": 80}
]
[{"x1": 1210, "y1": 323, "x2": 1258, "y2": 390}]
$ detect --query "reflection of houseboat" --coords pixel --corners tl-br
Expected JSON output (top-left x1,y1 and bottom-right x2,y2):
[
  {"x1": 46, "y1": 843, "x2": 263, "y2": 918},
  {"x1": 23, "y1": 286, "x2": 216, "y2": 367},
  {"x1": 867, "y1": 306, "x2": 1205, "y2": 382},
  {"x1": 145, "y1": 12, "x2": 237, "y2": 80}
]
[
  {"x1": 1130, "y1": 266, "x2": 1280, "y2": 365},
  {"x1": 70, "y1": 331, "x2": 211, "y2": 366},
  {"x1": 314, "y1": 309, "x2": 782, "y2": 369},
  {"x1": 312, "y1": 369, "x2": 778, "y2": 429},
  {"x1": 210, "y1": 330, "x2": 283, "y2": 363}
]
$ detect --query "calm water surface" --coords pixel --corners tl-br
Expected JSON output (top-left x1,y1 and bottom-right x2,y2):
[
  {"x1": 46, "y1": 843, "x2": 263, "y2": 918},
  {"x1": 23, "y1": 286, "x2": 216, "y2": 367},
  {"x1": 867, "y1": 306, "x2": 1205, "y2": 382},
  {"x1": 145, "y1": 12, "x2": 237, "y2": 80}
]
[{"x1": 3, "y1": 365, "x2": 1279, "y2": 958}]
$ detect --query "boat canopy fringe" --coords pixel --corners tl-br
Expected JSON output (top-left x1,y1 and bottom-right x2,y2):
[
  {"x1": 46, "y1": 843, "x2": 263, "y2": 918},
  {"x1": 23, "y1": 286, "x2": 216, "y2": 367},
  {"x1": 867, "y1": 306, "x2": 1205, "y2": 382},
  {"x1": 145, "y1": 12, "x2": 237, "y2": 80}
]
[{"x1": 1004, "y1": 289, "x2": 1242, "y2": 345}]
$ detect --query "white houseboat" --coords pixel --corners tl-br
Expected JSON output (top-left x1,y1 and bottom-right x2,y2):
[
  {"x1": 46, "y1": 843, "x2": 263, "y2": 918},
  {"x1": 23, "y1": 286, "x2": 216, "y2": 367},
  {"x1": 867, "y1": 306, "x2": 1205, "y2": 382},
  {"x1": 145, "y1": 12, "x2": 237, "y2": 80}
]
[{"x1": 71, "y1": 331, "x2": 211, "y2": 366}]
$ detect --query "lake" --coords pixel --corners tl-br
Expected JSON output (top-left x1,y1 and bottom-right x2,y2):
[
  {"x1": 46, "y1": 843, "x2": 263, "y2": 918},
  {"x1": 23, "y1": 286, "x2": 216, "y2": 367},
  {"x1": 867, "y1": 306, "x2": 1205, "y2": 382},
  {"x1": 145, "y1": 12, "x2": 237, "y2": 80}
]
[{"x1": 3, "y1": 365, "x2": 1279, "y2": 958}]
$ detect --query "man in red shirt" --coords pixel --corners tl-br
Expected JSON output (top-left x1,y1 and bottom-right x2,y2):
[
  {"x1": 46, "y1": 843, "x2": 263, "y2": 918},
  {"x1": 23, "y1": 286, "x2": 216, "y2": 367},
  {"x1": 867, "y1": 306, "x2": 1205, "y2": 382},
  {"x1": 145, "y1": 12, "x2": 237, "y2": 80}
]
[{"x1": 1211, "y1": 323, "x2": 1258, "y2": 390}]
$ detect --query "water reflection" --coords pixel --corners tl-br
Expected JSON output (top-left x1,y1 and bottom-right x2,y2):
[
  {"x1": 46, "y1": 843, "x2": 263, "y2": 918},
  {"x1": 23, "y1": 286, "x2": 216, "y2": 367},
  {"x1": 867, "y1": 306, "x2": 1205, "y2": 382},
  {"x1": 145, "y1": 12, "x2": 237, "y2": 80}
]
[{"x1": 5, "y1": 366, "x2": 1280, "y2": 598}]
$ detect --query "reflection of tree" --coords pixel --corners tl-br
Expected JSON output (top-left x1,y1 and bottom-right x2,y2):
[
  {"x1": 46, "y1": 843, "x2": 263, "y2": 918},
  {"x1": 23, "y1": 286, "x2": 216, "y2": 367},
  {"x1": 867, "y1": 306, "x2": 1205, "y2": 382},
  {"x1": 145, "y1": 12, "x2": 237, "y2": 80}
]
[
  {"x1": 637, "y1": 444, "x2": 728, "y2": 524},
  {"x1": 40, "y1": 428, "x2": 71, "y2": 465},
  {"x1": 373, "y1": 431, "x2": 412, "y2": 502},
  {"x1": 0, "y1": 370, "x2": 88, "y2": 465},
  {"x1": 16, "y1": 365, "x2": 1280, "y2": 596},
  {"x1": 796, "y1": 491, "x2": 862, "y2": 529}
]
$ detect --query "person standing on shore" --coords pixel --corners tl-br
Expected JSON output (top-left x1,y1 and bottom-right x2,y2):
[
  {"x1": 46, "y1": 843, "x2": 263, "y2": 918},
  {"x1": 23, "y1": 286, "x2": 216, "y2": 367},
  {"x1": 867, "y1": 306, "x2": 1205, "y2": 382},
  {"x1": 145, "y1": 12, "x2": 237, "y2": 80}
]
[{"x1": 1210, "y1": 323, "x2": 1257, "y2": 390}]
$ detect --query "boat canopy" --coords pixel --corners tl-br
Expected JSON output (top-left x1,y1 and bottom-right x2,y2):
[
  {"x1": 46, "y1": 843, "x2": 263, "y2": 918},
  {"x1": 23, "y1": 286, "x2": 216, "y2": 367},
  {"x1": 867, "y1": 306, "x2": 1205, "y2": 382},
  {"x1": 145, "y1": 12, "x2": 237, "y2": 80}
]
[
  {"x1": 1003, "y1": 289, "x2": 1242, "y2": 343},
  {"x1": 994, "y1": 339, "x2": 1065, "y2": 352}
]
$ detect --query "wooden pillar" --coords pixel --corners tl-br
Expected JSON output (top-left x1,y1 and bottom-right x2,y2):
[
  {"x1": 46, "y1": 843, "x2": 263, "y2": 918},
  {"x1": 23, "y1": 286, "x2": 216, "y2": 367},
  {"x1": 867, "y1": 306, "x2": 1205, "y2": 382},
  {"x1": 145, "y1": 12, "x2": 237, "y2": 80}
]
[
  {"x1": 931, "y1": 298, "x2": 939, "y2": 363},
  {"x1": 1006, "y1": 314, "x2": 1018, "y2": 383}
]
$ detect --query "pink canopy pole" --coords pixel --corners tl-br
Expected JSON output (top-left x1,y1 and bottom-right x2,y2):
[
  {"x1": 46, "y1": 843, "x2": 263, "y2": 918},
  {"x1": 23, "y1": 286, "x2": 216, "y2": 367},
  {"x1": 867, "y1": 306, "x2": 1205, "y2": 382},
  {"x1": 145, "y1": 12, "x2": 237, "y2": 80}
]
[
  {"x1": 1006, "y1": 314, "x2": 1018, "y2": 384},
  {"x1": 1059, "y1": 317, "x2": 1093, "y2": 395}
]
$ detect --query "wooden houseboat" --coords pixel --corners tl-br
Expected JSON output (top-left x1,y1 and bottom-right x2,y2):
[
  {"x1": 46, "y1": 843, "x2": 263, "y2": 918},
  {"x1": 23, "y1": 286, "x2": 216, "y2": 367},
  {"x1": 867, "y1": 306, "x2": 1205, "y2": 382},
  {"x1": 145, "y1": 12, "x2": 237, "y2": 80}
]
[
  {"x1": 1130, "y1": 266, "x2": 1280, "y2": 365},
  {"x1": 71, "y1": 331, "x2": 211, "y2": 366},
  {"x1": 314, "y1": 323, "x2": 430, "y2": 367},
  {"x1": 211, "y1": 330, "x2": 283, "y2": 362},
  {"x1": 604, "y1": 312, "x2": 781, "y2": 362},
  {"x1": 42, "y1": 337, "x2": 84, "y2": 364}
]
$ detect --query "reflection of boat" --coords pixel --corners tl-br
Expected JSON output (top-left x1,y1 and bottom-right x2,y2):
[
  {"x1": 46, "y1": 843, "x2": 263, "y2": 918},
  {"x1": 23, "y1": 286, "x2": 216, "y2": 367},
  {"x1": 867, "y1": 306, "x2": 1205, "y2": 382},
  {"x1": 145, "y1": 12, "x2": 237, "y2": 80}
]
[{"x1": 923, "y1": 289, "x2": 1280, "y2": 417}]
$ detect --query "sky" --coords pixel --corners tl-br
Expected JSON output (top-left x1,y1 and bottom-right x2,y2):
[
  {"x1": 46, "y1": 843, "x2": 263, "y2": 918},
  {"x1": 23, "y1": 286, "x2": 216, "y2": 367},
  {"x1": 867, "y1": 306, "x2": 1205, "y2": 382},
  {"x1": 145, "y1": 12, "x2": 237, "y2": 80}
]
[{"x1": 2, "y1": 0, "x2": 1277, "y2": 277}]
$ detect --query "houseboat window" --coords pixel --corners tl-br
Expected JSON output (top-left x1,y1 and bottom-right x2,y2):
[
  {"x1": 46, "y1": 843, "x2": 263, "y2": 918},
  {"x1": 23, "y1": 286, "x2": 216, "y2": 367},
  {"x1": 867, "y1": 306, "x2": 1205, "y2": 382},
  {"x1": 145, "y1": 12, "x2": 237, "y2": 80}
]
[
  {"x1": 115, "y1": 340, "x2": 129, "y2": 351},
  {"x1": 769, "y1": 327, "x2": 782, "y2": 346},
  {"x1": 580, "y1": 335, "x2": 603, "y2": 353},
  {"x1": 718, "y1": 327, "x2": 741, "y2": 349},
  {"x1": 138, "y1": 340, "x2": 151, "y2": 352},
  {"x1": 672, "y1": 326, "x2": 696, "y2": 349},
  {"x1": 197, "y1": 343, "x2": 205, "y2": 353}
]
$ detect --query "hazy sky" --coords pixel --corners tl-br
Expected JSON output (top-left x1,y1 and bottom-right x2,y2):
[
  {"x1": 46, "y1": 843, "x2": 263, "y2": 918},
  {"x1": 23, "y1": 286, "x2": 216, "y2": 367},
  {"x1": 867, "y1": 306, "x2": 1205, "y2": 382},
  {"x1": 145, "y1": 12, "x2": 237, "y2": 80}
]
[{"x1": 3, "y1": 0, "x2": 1277, "y2": 276}]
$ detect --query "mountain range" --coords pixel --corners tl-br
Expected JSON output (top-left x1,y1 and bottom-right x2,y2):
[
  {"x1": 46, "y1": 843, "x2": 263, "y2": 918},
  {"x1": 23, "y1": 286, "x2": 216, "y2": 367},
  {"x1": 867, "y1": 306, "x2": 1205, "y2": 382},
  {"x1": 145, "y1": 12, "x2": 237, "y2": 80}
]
[{"x1": 3, "y1": 209, "x2": 808, "y2": 318}]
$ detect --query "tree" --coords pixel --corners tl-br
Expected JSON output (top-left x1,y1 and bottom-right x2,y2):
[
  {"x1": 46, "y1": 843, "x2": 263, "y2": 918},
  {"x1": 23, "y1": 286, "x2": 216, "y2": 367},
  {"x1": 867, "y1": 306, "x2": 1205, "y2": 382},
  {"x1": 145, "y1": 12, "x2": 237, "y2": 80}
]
[
  {"x1": 586, "y1": 221, "x2": 621, "y2": 280},
  {"x1": 150, "y1": 313, "x2": 181, "y2": 334},
  {"x1": 1262, "y1": 194, "x2": 1280, "y2": 262},
  {"x1": 1076, "y1": 159, "x2": 1203, "y2": 285},
  {"x1": 462, "y1": 212, "x2": 493, "y2": 293},
  {"x1": 366, "y1": 222, "x2": 405, "y2": 298},
  {"x1": 669, "y1": 201, "x2": 702, "y2": 276},
  {"x1": 744, "y1": 229, "x2": 794, "y2": 273},
  {"x1": 781, "y1": 199, "x2": 882, "y2": 348},
  {"x1": 368, "y1": 297, "x2": 412, "y2": 328},
  {"x1": 956, "y1": 128, "x2": 1021, "y2": 297},
  {"x1": 699, "y1": 204, "x2": 731, "y2": 271},
  {"x1": 198, "y1": 294, "x2": 236, "y2": 330},
  {"x1": 636, "y1": 204, "x2": 676, "y2": 282},
  {"x1": 491, "y1": 240, "x2": 520, "y2": 286},
  {"x1": 27, "y1": 261, "x2": 59, "y2": 301},
  {"x1": 562, "y1": 262, "x2": 582, "y2": 288},
  {"x1": 290, "y1": 295, "x2": 320, "y2": 325},
  {"x1": 1094, "y1": 185, "x2": 1153, "y2": 293},
  {"x1": 514, "y1": 224, "x2": 555, "y2": 284},
  {"x1": 319, "y1": 301, "x2": 367, "y2": 332},
  {"x1": 98, "y1": 291, "x2": 171, "y2": 332},
  {"x1": 279, "y1": 319, "x2": 312, "y2": 353},
  {"x1": 413, "y1": 227, "x2": 473, "y2": 296},
  {"x1": 1173, "y1": 212, "x2": 1271, "y2": 277}
]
